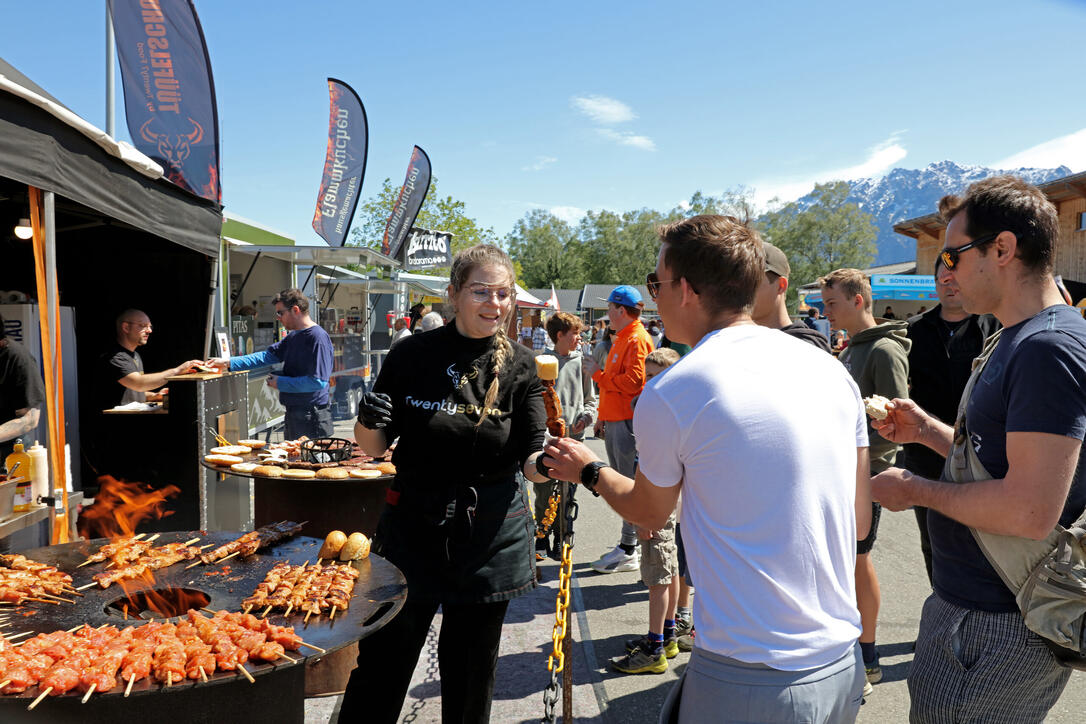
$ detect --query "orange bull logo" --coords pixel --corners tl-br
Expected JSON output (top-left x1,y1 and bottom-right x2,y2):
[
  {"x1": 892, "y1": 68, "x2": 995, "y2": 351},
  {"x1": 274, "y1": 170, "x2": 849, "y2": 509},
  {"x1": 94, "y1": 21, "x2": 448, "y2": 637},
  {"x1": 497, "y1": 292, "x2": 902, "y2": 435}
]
[{"x1": 139, "y1": 117, "x2": 204, "y2": 166}]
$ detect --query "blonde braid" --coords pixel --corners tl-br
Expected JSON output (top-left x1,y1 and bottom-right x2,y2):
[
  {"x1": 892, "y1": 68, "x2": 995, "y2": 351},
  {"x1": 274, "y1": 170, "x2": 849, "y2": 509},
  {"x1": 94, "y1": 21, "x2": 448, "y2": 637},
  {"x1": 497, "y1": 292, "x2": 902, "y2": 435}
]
[{"x1": 477, "y1": 328, "x2": 512, "y2": 427}]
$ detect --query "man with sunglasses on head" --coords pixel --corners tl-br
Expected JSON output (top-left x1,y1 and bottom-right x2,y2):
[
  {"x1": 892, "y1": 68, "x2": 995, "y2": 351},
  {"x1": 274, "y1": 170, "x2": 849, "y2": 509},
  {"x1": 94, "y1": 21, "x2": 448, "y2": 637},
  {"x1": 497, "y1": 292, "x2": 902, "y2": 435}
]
[
  {"x1": 542, "y1": 216, "x2": 871, "y2": 722},
  {"x1": 870, "y1": 176, "x2": 1086, "y2": 723},
  {"x1": 584, "y1": 284, "x2": 655, "y2": 574},
  {"x1": 209, "y1": 288, "x2": 333, "y2": 440}
]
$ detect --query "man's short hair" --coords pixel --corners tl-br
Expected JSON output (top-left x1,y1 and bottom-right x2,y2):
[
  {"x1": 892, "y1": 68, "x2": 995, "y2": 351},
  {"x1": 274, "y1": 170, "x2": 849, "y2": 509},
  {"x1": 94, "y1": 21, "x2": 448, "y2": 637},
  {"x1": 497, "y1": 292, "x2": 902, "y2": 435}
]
[
  {"x1": 938, "y1": 175, "x2": 1059, "y2": 276},
  {"x1": 657, "y1": 215, "x2": 764, "y2": 314},
  {"x1": 545, "y1": 311, "x2": 583, "y2": 344},
  {"x1": 645, "y1": 347, "x2": 680, "y2": 369},
  {"x1": 273, "y1": 288, "x2": 309, "y2": 314},
  {"x1": 818, "y1": 269, "x2": 872, "y2": 311},
  {"x1": 612, "y1": 302, "x2": 642, "y2": 319},
  {"x1": 807, "y1": 308, "x2": 818, "y2": 317}
]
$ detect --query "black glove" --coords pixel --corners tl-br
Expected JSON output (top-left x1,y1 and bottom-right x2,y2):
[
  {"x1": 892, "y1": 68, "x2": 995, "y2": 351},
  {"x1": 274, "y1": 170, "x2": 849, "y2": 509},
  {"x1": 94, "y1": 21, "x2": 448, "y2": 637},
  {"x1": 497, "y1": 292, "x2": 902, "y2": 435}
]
[{"x1": 358, "y1": 391, "x2": 393, "y2": 429}]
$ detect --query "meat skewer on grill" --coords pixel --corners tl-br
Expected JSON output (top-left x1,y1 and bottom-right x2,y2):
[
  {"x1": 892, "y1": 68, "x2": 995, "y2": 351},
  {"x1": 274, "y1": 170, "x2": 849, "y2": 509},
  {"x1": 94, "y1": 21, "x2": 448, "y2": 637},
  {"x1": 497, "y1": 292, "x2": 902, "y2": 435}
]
[
  {"x1": 534, "y1": 355, "x2": 567, "y2": 437},
  {"x1": 85, "y1": 543, "x2": 203, "y2": 590},
  {"x1": 192, "y1": 520, "x2": 305, "y2": 568}
]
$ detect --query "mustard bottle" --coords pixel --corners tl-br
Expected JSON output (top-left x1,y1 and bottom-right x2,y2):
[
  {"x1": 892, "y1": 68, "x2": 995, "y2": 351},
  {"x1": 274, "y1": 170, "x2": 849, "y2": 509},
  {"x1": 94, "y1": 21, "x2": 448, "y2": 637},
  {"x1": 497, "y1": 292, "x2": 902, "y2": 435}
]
[{"x1": 6, "y1": 440, "x2": 32, "y2": 512}]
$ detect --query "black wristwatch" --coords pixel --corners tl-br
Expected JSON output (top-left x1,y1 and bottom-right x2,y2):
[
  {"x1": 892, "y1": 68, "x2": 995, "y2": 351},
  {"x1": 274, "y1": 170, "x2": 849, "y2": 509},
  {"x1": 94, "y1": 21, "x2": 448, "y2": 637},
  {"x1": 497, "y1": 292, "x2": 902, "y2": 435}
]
[{"x1": 580, "y1": 461, "x2": 609, "y2": 497}]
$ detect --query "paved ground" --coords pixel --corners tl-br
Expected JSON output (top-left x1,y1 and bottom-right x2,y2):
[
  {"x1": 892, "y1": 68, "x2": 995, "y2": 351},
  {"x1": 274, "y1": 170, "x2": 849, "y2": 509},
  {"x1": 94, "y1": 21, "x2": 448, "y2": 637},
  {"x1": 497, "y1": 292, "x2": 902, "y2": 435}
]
[{"x1": 304, "y1": 429, "x2": 1085, "y2": 723}]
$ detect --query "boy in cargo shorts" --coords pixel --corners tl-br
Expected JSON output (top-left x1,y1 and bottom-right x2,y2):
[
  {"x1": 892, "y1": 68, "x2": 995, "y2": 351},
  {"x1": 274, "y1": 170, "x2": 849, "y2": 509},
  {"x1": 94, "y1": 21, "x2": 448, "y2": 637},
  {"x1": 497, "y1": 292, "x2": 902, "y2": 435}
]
[{"x1": 614, "y1": 348, "x2": 682, "y2": 674}]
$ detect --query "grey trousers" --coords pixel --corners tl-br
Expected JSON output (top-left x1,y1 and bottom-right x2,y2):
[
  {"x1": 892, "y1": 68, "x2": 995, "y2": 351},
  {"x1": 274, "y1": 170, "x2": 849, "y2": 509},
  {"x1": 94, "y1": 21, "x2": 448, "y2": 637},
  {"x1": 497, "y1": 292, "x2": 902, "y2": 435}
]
[
  {"x1": 908, "y1": 593, "x2": 1071, "y2": 724},
  {"x1": 659, "y1": 644, "x2": 864, "y2": 724},
  {"x1": 604, "y1": 419, "x2": 639, "y2": 548}
]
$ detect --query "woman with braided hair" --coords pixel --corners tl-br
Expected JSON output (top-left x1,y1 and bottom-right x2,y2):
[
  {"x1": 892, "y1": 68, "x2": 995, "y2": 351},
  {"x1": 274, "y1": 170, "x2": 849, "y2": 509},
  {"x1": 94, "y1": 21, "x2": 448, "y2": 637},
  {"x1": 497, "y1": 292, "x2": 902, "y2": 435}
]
[{"x1": 341, "y1": 244, "x2": 550, "y2": 723}]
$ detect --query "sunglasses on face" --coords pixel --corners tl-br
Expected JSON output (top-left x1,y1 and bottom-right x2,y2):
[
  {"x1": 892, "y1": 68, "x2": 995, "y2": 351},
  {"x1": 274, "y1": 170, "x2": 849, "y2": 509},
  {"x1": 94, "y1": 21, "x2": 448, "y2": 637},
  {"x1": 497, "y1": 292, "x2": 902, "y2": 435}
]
[
  {"x1": 939, "y1": 232, "x2": 999, "y2": 271},
  {"x1": 275, "y1": 307, "x2": 294, "y2": 317},
  {"x1": 467, "y1": 285, "x2": 513, "y2": 303},
  {"x1": 646, "y1": 272, "x2": 698, "y2": 300}
]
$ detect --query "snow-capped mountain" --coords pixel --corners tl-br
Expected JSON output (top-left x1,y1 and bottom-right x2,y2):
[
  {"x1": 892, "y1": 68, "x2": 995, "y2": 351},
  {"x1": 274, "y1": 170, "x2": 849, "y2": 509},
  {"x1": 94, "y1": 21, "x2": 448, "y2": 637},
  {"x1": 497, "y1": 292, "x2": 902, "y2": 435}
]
[{"x1": 794, "y1": 161, "x2": 1072, "y2": 265}]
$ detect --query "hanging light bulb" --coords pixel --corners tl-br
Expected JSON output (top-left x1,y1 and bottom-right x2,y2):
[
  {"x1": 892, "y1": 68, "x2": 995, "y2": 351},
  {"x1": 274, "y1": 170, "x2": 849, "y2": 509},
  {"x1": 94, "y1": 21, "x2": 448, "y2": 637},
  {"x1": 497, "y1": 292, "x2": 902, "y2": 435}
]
[{"x1": 13, "y1": 218, "x2": 32, "y2": 240}]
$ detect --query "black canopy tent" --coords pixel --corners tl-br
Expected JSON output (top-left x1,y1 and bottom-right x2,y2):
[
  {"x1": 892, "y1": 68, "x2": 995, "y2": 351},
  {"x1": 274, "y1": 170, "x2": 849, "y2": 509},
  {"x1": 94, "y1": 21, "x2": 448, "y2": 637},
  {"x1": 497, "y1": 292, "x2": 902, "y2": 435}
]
[{"x1": 0, "y1": 57, "x2": 222, "y2": 494}]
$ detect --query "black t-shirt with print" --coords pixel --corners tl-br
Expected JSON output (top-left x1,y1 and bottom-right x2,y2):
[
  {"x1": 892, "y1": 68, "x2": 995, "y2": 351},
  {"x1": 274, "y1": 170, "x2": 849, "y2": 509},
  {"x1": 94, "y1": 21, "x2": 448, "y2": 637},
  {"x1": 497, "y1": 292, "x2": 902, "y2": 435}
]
[{"x1": 374, "y1": 322, "x2": 546, "y2": 491}]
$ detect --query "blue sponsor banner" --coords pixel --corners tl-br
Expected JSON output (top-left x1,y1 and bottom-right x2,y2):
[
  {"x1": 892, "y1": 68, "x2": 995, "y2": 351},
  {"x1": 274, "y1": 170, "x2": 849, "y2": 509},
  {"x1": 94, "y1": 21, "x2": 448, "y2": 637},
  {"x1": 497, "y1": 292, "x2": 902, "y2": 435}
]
[
  {"x1": 383, "y1": 146, "x2": 432, "y2": 259},
  {"x1": 312, "y1": 79, "x2": 368, "y2": 247},
  {"x1": 804, "y1": 274, "x2": 937, "y2": 303},
  {"x1": 109, "y1": 0, "x2": 221, "y2": 203}
]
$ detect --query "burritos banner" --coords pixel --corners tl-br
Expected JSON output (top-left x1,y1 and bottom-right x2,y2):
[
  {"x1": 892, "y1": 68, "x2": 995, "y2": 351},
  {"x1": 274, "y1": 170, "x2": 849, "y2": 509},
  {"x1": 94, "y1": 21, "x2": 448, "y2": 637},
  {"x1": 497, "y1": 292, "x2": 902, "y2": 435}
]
[
  {"x1": 312, "y1": 78, "x2": 368, "y2": 246},
  {"x1": 383, "y1": 146, "x2": 432, "y2": 258},
  {"x1": 109, "y1": 0, "x2": 221, "y2": 203},
  {"x1": 405, "y1": 227, "x2": 453, "y2": 269}
]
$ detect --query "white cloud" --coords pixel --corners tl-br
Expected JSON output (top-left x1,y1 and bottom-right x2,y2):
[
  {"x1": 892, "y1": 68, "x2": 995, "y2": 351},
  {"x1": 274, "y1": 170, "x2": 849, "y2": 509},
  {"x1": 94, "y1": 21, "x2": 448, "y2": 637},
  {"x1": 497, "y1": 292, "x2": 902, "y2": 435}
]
[
  {"x1": 571, "y1": 95, "x2": 636, "y2": 124},
  {"x1": 522, "y1": 155, "x2": 557, "y2": 172},
  {"x1": 991, "y1": 127, "x2": 1086, "y2": 172},
  {"x1": 597, "y1": 128, "x2": 656, "y2": 151},
  {"x1": 549, "y1": 206, "x2": 587, "y2": 225},
  {"x1": 749, "y1": 134, "x2": 908, "y2": 208}
]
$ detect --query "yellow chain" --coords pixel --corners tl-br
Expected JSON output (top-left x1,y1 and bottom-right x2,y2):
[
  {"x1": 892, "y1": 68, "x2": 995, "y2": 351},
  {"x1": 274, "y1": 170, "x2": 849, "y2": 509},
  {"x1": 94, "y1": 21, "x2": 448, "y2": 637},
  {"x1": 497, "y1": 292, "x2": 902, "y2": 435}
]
[
  {"x1": 535, "y1": 491, "x2": 560, "y2": 538},
  {"x1": 547, "y1": 542, "x2": 573, "y2": 672}
]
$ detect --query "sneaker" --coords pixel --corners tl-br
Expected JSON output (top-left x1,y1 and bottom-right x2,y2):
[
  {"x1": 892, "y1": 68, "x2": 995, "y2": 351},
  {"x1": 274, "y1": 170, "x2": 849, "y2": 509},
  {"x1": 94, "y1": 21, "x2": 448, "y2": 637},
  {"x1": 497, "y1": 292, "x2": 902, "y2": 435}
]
[
  {"x1": 611, "y1": 646, "x2": 667, "y2": 674},
  {"x1": 624, "y1": 635, "x2": 679, "y2": 659},
  {"x1": 591, "y1": 546, "x2": 640, "y2": 574},
  {"x1": 863, "y1": 679, "x2": 873, "y2": 698},
  {"x1": 865, "y1": 659, "x2": 882, "y2": 684},
  {"x1": 677, "y1": 629, "x2": 695, "y2": 652},
  {"x1": 674, "y1": 615, "x2": 694, "y2": 638}
]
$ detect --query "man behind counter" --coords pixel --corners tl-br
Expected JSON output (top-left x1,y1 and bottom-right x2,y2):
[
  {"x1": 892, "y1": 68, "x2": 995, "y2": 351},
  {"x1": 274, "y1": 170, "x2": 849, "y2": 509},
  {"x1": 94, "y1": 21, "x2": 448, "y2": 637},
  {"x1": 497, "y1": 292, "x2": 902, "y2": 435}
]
[
  {"x1": 0, "y1": 312, "x2": 45, "y2": 463},
  {"x1": 97, "y1": 309, "x2": 200, "y2": 409},
  {"x1": 209, "y1": 289, "x2": 333, "y2": 440}
]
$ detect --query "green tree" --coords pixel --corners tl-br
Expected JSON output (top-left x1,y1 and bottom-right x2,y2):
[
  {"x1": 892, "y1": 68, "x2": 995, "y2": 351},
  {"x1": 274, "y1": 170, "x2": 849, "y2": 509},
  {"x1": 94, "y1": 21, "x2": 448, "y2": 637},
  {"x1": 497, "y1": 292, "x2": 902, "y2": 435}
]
[
  {"x1": 346, "y1": 177, "x2": 498, "y2": 273},
  {"x1": 504, "y1": 209, "x2": 584, "y2": 288},
  {"x1": 577, "y1": 207, "x2": 673, "y2": 284},
  {"x1": 759, "y1": 181, "x2": 878, "y2": 308}
]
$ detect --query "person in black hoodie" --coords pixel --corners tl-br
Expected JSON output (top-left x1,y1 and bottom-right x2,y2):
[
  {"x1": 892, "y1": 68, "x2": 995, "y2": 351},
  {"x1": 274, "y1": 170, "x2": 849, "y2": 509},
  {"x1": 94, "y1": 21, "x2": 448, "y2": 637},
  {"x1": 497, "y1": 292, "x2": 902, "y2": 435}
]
[
  {"x1": 901, "y1": 259, "x2": 999, "y2": 583},
  {"x1": 341, "y1": 244, "x2": 550, "y2": 724},
  {"x1": 752, "y1": 242, "x2": 832, "y2": 352}
]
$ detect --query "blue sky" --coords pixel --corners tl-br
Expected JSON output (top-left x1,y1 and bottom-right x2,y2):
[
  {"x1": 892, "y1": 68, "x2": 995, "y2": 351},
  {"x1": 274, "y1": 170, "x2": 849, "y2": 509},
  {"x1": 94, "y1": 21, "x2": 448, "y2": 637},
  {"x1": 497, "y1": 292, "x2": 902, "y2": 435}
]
[{"x1": 4, "y1": 0, "x2": 1086, "y2": 244}]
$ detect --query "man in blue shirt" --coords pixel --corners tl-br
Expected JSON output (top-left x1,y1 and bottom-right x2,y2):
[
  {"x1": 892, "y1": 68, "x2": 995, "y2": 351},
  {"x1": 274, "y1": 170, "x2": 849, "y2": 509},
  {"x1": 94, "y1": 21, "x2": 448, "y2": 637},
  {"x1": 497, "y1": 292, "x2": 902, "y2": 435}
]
[
  {"x1": 210, "y1": 288, "x2": 334, "y2": 439},
  {"x1": 871, "y1": 176, "x2": 1086, "y2": 722}
]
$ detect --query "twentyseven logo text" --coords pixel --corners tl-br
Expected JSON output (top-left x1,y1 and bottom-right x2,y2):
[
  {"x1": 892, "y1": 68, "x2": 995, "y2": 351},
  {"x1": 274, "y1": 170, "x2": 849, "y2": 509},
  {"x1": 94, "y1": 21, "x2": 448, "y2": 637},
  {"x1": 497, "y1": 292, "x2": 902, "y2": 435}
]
[{"x1": 405, "y1": 396, "x2": 504, "y2": 418}]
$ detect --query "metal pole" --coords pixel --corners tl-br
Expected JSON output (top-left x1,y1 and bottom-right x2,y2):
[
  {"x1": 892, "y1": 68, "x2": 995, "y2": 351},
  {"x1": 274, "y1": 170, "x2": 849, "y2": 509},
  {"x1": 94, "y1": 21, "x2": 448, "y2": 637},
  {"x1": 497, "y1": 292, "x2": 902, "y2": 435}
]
[
  {"x1": 105, "y1": 5, "x2": 115, "y2": 137},
  {"x1": 205, "y1": 257, "x2": 218, "y2": 358}
]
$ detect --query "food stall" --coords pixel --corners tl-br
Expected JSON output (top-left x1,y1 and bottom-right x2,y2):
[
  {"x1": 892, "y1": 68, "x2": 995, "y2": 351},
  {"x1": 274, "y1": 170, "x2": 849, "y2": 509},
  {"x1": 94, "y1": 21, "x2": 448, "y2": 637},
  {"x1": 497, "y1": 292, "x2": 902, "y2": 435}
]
[{"x1": 0, "y1": 56, "x2": 222, "y2": 543}]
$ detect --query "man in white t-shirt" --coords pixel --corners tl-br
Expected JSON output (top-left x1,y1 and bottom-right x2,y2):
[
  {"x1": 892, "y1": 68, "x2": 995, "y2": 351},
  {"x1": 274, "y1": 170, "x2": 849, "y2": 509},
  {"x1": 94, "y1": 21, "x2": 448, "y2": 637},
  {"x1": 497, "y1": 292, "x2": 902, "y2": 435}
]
[{"x1": 542, "y1": 215, "x2": 871, "y2": 723}]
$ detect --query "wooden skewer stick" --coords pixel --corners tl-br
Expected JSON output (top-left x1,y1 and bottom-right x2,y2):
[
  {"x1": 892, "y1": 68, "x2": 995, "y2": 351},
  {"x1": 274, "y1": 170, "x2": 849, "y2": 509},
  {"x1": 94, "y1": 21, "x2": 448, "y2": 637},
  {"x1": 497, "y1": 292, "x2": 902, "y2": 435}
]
[
  {"x1": 329, "y1": 606, "x2": 337, "y2": 620},
  {"x1": 82, "y1": 683, "x2": 96, "y2": 703},
  {"x1": 76, "y1": 582, "x2": 98, "y2": 592},
  {"x1": 181, "y1": 537, "x2": 201, "y2": 546},
  {"x1": 145, "y1": 533, "x2": 161, "y2": 543},
  {"x1": 166, "y1": 672, "x2": 172, "y2": 687},
  {"x1": 279, "y1": 652, "x2": 298, "y2": 664},
  {"x1": 27, "y1": 686, "x2": 52, "y2": 710},
  {"x1": 42, "y1": 594, "x2": 75, "y2": 604},
  {"x1": 0, "y1": 679, "x2": 11, "y2": 689},
  {"x1": 24, "y1": 597, "x2": 61, "y2": 605},
  {"x1": 261, "y1": 605, "x2": 273, "y2": 619},
  {"x1": 66, "y1": 624, "x2": 86, "y2": 633},
  {"x1": 243, "y1": 606, "x2": 253, "y2": 615},
  {"x1": 133, "y1": 533, "x2": 147, "y2": 540},
  {"x1": 237, "y1": 664, "x2": 255, "y2": 684},
  {"x1": 217, "y1": 551, "x2": 241, "y2": 564},
  {"x1": 76, "y1": 559, "x2": 96, "y2": 568},
  {"x1": 198, "y1": 543, "x2": 214, "y2": 550},
  {"x1": 184, "y1": 560, "x2": 202, "y2": 570},
  {"x1": 283, "y1": 604, "x2": 293, "y2": 617},
  {"x1": 303, "y1": 610, "x2": 313, "y2": 624},
  {"x1": 124, "y1": 675, "x2": 135, "y2": 697},
  {"x1": 6, "y1": 631, "x2": 33, "y2": 640},
  {"x1": 62, "y1": 588, "x2": 85, "y2": 597},
  {"x1": 297, "y1": 640, "x2": 326, "y2": 654},
  {"x1": 198, "y1": 666, "x2": 208, "y2": 683}
]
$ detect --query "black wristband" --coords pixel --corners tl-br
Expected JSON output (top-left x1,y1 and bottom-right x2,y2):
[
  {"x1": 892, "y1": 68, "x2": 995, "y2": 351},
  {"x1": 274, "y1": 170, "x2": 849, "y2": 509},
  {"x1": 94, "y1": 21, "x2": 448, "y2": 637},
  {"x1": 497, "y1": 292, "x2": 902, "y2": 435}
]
[{"x1": 535, "y1": 454, "x2": 550, "y2": 479}]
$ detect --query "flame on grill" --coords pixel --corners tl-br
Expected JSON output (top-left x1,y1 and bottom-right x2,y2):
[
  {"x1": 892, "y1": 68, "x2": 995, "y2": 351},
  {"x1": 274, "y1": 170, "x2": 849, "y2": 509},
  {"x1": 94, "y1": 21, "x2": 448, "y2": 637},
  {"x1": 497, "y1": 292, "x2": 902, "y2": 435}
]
[{"x1": 77, "y1": 476, "x2": 180, "y2": 540}]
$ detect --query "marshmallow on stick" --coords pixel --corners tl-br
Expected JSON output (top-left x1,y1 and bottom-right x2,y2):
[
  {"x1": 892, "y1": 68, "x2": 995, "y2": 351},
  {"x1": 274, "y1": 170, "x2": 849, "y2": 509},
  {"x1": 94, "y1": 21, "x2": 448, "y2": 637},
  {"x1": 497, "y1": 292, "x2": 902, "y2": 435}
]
[{"x1": 534, "y1": 355, "x2": 566, "y2": 437}]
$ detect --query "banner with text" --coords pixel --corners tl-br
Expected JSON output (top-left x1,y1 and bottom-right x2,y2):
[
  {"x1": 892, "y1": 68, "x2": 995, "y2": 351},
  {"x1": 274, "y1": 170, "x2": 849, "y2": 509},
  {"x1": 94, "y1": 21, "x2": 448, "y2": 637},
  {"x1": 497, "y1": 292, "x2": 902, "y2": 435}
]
[
  {"x1": 383, "y1": 146, "x2": 432, "y2": 258},
  {"x1": 312, "y1": 78, "x2": 368, "y2": 246},
  {"x1": 405, "y1": 227, "x2": 453, "y2": 269},
  {"x1": 109, "y1": 0, "x2": 221, "y2": 203}
]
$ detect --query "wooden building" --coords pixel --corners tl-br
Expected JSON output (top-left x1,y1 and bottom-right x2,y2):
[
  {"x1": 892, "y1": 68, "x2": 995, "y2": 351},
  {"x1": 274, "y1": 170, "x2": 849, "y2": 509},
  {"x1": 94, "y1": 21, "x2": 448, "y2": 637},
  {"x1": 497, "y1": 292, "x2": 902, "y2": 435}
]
[{"x1": 894, "y1": 170, "x2": 1086, "y2": 296}]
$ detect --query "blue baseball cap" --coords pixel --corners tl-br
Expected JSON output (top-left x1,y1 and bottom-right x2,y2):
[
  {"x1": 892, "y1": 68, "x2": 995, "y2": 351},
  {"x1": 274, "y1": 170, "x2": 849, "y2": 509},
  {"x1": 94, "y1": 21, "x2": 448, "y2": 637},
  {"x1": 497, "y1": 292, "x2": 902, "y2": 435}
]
[{"x1": 600, "y1": 284, "x2": 644, "y2": 308}]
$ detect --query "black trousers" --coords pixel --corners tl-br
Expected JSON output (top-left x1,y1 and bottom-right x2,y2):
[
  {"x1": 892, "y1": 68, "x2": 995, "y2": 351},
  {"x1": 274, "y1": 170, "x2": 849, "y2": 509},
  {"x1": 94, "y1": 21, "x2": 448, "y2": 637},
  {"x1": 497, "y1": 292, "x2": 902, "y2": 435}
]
[
  {"x1": 338, "y1": 594, "x2": 511, "y2": 724},
  {"x1": 913, "y1": 506, "x2": 934, "y2": 585},
  {"x1": 283, "y1": 403, "x2": 332, "y2": 440}
]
